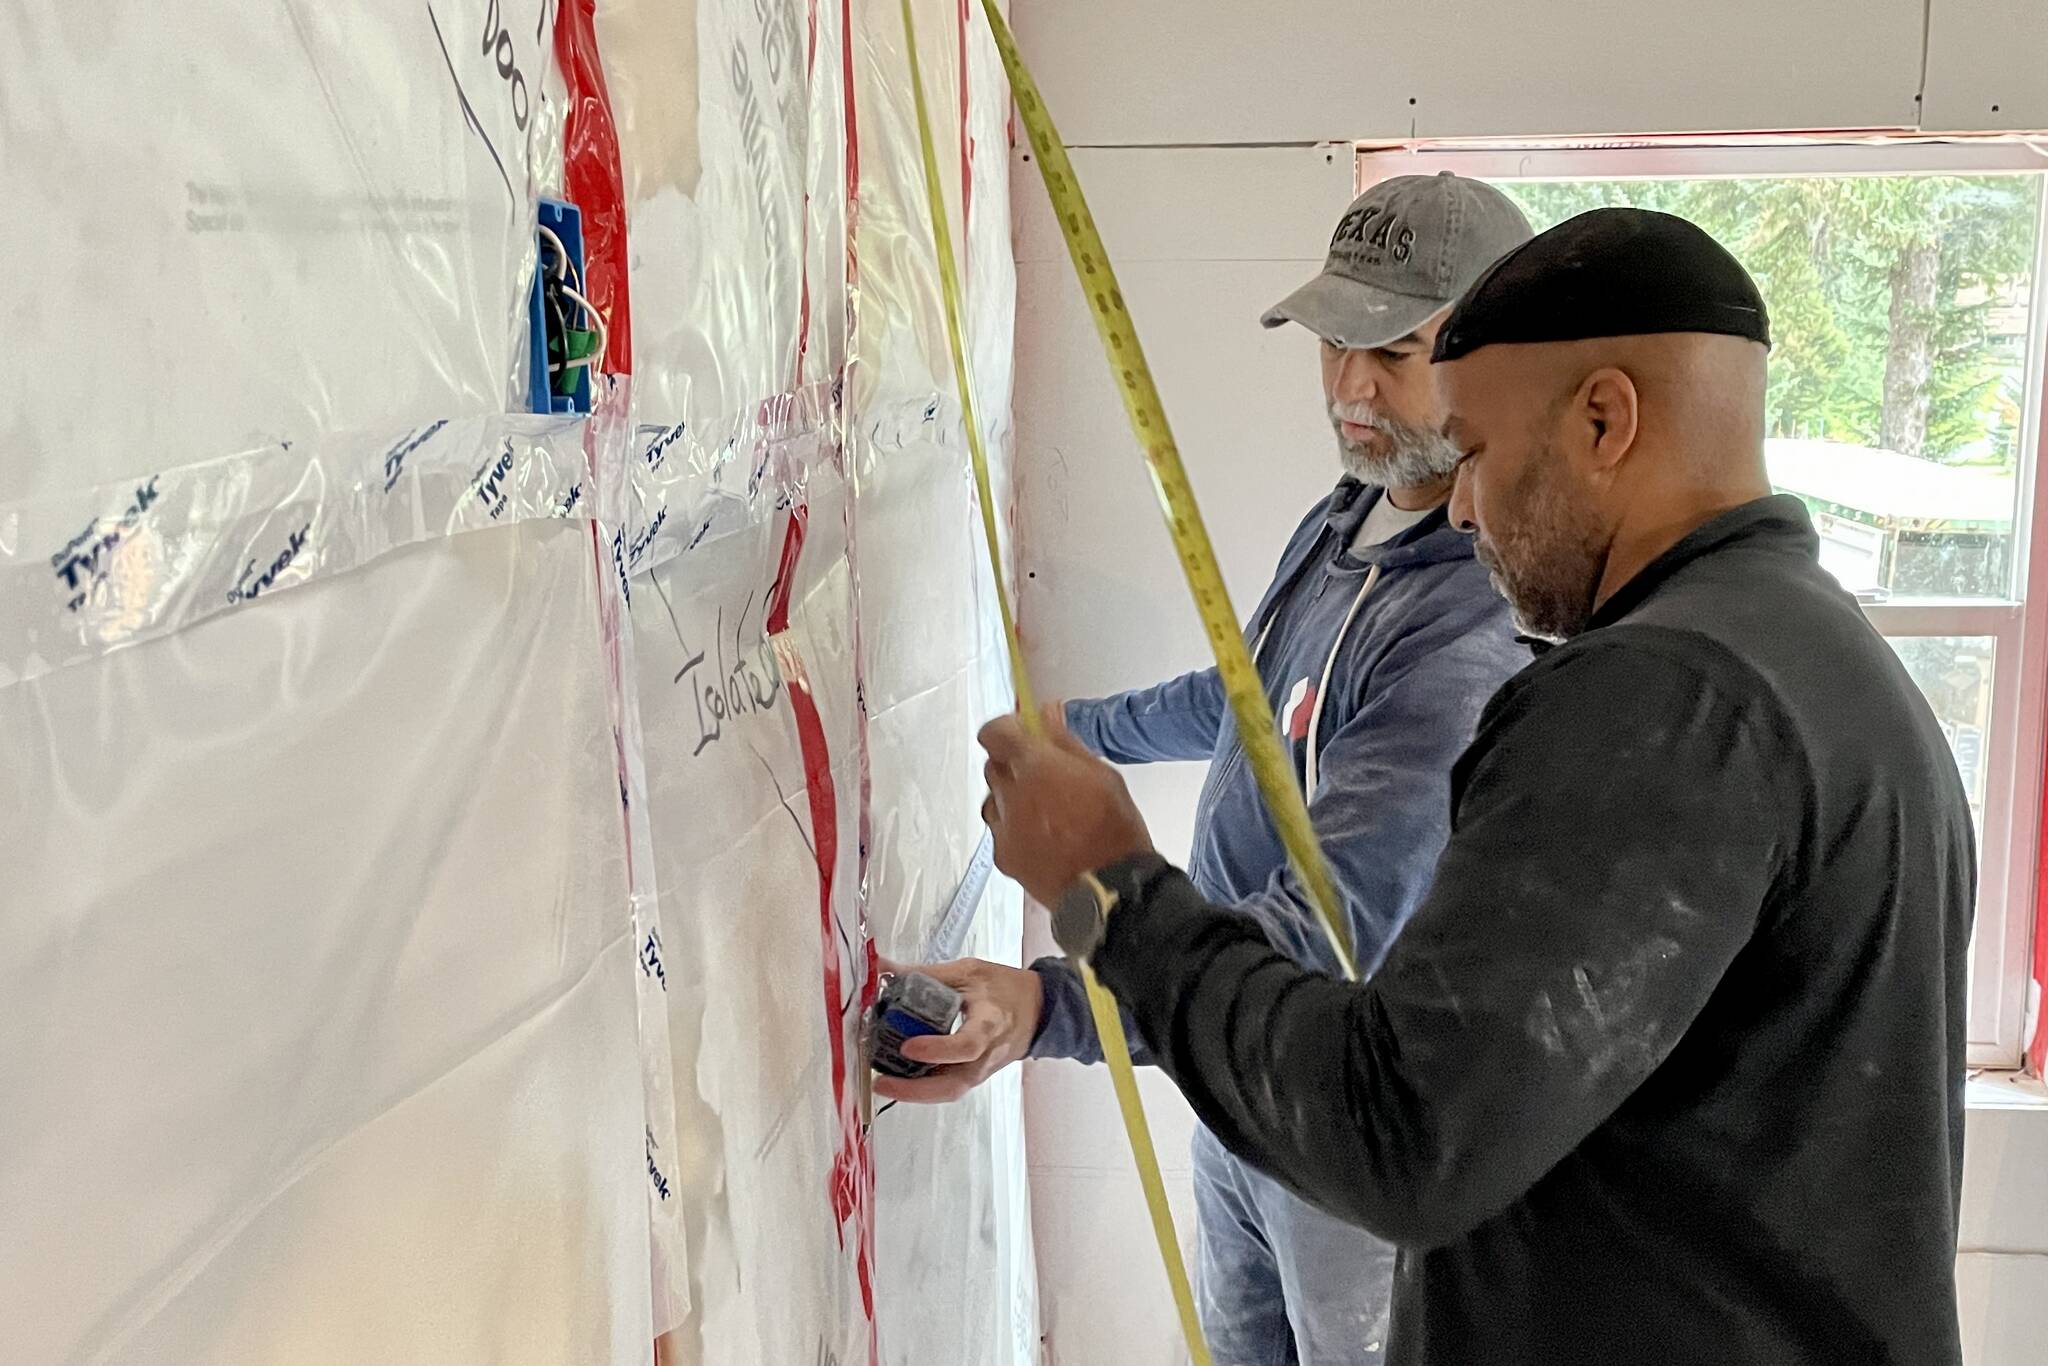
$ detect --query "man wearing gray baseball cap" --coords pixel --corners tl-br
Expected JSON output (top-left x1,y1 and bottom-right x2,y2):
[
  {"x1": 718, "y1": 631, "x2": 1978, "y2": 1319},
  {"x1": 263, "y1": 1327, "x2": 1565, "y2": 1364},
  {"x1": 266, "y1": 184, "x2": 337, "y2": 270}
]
[
  {"x1": 877, "y1": 173, "x2": 1533, "y2": 1363},
  {"x1": 1265, "y1": 171, "x2": 1534, "y2": 344}
]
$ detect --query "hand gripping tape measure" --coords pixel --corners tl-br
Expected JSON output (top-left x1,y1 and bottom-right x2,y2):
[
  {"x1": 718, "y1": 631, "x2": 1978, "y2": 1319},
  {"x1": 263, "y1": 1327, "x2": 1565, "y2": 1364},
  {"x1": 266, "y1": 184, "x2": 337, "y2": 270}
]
[
  {"x1": 897, "y1": 5, "x2": 1363, "y2": 1361},
  {"x1": 868, "y1": 971, "x2": 964, "y2": 1080}
]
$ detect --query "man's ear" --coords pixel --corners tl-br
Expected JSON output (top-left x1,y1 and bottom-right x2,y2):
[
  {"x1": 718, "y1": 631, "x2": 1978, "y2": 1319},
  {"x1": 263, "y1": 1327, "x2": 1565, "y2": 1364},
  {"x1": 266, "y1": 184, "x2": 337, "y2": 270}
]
[{"x1": 1577, "y1": 367, "x2": 1641, "y2": 474}]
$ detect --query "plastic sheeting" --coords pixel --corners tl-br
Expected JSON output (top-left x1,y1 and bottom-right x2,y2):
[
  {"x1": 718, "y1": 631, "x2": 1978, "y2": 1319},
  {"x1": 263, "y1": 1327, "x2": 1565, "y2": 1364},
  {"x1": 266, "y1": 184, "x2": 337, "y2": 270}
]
[
  {"x1": 1, "y1": 523, "x2": 652, "y2": 1364},
  {"x1": 597, "y1": 0, "x2": 1034, "y2": 1359},
  {"x1": 3, "y1": 2, "x2": 1032, "y2": 1363}
]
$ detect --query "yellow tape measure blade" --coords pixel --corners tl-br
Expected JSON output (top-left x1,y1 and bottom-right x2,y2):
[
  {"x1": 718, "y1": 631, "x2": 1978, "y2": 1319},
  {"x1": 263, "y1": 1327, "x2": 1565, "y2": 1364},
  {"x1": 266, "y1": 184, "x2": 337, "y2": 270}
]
[
  {"x1": 899, "y1": 0, "x2": 1037, "y2": 726},
  {"x1": 977, "y1": 0, "x2": 1355, "y2": 979},
  {"x1": 900, "y1": 6, "x2": 1201, "y2": 1360},
  {"x1": 1080, "y1": 963, "x2": 1213, "y2": 1366}
]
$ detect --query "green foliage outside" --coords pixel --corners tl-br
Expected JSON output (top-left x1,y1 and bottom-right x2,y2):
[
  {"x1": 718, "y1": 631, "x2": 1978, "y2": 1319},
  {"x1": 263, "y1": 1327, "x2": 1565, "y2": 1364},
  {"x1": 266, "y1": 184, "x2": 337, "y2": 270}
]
[{"x1": 1503, "y1": 176, "x2": 2040, "y2": 470}]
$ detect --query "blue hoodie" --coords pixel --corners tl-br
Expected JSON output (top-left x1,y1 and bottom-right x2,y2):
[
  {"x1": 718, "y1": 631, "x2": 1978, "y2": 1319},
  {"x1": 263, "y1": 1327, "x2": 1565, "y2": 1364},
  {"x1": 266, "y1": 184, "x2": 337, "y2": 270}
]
[{"x1": 1030, "y1": 479, "x2": 1529, "y2": 1062}]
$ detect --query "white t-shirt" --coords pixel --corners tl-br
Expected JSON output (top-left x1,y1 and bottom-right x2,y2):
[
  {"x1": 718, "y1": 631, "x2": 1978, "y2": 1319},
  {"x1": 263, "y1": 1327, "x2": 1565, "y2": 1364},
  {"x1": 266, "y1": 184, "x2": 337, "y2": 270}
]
[{"x1": 1351, "y1": 494, "x2": 1436, "y2": 552}]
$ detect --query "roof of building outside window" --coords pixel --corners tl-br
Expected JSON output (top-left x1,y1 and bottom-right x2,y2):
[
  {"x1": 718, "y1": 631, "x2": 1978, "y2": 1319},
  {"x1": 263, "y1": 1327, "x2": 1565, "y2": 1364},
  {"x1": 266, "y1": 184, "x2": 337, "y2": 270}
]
[{"x1": 1766, "y1": 438, "x2": 2016, "y2": 531}]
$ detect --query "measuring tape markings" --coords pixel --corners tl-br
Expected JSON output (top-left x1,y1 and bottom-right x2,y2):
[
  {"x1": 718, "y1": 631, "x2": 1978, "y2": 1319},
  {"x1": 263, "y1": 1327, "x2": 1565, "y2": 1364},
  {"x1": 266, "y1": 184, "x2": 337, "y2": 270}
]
[
  {"x1": 897, "y1": 0, "x2": 1036, "y2": 728},
  {"x1": 920, "y1": 828, "x2": 998, "y2": 963},
  {"x1": 896, "y1": 4, "x2": 1211, "y2": 1363},
  {"x1": 976, "y1": 0, "x2": 1356, "y2": 984}
]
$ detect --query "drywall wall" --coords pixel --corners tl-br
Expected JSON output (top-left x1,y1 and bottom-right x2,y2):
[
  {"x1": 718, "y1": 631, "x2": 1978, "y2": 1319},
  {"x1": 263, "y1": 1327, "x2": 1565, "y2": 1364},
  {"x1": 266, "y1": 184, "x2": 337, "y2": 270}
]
[
  {"x1": 1958, "y1": 1080, "x2": 2048, "y2": 1364},
  {"x1": 1924, "y1": 0, "x2": 2048, "y2": 132},
  {"x1": 1011, "y1": 141, "x2": 2048, "y2": 1366},
  {"x1": 1009, "y1": 0, "x2": 2048, "y2": 147},
  {"x1": 1010, "y1": 0, "x2": 1928, "y2": 146}
]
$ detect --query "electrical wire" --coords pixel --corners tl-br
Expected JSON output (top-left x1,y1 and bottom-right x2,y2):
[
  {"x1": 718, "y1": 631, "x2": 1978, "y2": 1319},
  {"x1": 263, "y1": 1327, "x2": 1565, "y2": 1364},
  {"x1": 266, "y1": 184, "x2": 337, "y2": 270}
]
[
  {"x1": 538, "y1": 220, "x2": 608, "y2": 378},
  {"x1": 558, "y1": 281, "x2": 609, "y2": 375},
  {"x1": 537, "y1": 222, "x2": 572, "y2": 282}
]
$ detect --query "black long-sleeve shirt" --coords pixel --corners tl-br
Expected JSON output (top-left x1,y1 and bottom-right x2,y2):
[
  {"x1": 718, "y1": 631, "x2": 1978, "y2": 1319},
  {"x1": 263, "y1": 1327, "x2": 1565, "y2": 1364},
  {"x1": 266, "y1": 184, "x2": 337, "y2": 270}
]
[{"x1": 1093, "y1": 496, "x2": 1974, "y2": 1365}]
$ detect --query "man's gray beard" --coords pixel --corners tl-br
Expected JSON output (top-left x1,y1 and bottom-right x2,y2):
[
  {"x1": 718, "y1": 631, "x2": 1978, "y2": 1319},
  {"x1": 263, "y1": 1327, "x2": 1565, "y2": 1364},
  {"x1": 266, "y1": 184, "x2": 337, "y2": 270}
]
[{"x1": 1334, "y1": 413, "x2": 1462, "y2": 489}]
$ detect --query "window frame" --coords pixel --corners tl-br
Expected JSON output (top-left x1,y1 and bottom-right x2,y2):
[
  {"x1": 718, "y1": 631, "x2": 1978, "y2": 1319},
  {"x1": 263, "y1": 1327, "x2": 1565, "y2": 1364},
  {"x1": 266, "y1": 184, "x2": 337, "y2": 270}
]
[{"x1": 1358, "y1": 139, "x2": 2048, "y2": 1068}]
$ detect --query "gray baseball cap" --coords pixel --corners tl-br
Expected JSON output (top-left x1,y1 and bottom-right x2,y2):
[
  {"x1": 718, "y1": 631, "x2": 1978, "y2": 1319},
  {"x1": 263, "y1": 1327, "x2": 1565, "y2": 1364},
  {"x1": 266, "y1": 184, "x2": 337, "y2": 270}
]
[{"x1": 1263, "y1": 172, "x2": 1533, "y2": 349}]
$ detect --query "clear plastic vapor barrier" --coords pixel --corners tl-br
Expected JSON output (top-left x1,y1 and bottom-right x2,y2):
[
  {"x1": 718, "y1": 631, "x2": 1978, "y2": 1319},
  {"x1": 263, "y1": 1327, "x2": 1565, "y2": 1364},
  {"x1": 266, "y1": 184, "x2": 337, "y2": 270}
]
[{"x1": 3, "y1": 1, "x2": 1032, "y2": 1363}]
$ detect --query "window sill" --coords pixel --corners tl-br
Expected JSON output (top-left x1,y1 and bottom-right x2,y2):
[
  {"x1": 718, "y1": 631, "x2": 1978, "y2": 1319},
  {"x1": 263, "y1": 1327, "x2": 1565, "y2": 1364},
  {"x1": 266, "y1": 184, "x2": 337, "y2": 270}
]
[{"x1": 1968, "y1": 1070, "x2": 2048, "y2": 1111}]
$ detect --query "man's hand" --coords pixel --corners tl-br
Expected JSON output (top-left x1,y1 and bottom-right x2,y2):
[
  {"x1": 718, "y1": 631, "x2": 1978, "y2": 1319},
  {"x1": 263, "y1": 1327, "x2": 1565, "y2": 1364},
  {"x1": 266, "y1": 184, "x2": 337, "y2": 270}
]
[
  {"x1": 978, "y1": 705, "x2": 1154, "y2": 907},
  {"x1": 872, "y1": 955, "x2": 1044, "y2": 1103}
]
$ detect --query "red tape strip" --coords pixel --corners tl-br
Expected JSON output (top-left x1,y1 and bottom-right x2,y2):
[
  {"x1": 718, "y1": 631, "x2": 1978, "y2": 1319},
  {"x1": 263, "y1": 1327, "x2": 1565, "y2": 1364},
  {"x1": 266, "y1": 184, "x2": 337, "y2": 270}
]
[
  {"x1": 769, "y1": 505, "x2": 878, "y2": 1365},
  {"x1": 554, "y1": 0, "x2": 632, "y2": 376}
]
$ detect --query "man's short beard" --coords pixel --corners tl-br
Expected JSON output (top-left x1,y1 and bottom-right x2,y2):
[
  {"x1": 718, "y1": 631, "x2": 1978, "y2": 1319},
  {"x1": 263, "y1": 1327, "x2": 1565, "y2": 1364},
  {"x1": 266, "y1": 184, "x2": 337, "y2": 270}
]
[
  {"x1": 1330, "y1": 404, "x2": 1462, "y2": 489},
  {"x1": 1471, "y1": 446, "x2": 1606, "y2": 642}
]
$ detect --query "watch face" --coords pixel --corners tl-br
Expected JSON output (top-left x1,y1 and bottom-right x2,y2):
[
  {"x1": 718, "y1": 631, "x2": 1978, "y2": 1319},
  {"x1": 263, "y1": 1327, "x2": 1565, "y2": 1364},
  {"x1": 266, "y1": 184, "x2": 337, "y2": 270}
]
[{"x1": 1050, "y1": 881, "x2": 1105, "y2": 960}]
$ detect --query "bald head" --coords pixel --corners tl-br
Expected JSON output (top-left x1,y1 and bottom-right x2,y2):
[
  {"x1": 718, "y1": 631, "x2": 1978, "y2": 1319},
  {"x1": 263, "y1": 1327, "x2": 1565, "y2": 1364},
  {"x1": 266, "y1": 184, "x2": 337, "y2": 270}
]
[
  {"x1": 1428, "y1": 207, "x2": 1776, "y2": 639},
  {"x1": 1437, "y1": 332, "x2": 1773, "y2": 641},
  {"x1": 1451, "y1": 332, "x2": 1769, "y2": 484}
]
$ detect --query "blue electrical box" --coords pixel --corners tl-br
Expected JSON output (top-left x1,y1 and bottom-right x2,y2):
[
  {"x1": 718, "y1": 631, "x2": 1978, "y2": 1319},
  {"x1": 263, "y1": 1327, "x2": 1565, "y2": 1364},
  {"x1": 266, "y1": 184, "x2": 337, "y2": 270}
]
[{"x1": 527, "y1": 197, "x2": 594, "y2": 415}]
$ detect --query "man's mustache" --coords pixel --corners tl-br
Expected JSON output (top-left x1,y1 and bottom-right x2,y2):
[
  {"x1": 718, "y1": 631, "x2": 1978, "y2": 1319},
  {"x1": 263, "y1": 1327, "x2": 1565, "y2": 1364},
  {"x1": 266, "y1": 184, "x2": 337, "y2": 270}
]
[{"x1": 1329, "y1": 403, "x2": 1391, "y2": 429}]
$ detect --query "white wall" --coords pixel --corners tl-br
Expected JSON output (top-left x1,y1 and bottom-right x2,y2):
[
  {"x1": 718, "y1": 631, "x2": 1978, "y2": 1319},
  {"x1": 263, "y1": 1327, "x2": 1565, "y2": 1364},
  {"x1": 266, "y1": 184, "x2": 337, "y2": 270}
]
[
  {"x1": 1959, "y1": 1079, "x2": 2048, "y2": 1364},
  {"x1": 1926, "y1": 0, "x2": 2048, "y2": 132},
  {"x1": 1009, "y1": 0, "x2": 2048, "y2": 146},
  {"x1": 1010, "y1": 136, "x2": 2048, "y2": 1364}
]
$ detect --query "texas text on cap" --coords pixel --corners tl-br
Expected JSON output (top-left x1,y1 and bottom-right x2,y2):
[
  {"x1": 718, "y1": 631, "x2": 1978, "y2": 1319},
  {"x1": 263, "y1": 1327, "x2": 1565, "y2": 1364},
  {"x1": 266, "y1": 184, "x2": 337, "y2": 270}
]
[
  {"x1": 1263, "y1": 172, "x2": 1532, "y2": 350},
  {"x1": 1432, "y1": 207, "x2": 1772, "y2": 362}
]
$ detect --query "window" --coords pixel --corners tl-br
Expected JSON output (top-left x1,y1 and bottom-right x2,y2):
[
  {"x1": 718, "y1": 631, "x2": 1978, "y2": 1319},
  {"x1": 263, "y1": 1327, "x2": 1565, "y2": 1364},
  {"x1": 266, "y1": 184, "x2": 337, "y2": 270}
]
[{"x1": 1360, "y1": 141, "x2": 2048, "y2": 1066}]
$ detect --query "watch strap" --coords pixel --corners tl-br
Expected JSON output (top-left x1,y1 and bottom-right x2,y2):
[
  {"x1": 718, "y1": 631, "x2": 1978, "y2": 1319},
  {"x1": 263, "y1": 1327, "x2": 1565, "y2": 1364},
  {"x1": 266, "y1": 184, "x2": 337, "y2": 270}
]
[{"x1": 1050, "y1": 851, "x2": 1170, "y2": 962}]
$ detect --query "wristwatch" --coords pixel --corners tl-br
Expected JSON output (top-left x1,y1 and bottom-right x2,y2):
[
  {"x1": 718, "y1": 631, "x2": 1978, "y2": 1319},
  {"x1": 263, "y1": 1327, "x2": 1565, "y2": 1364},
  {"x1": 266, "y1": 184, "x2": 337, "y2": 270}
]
[{"x1": 1050, "y1": 852, "x2": 1170, "y2": 962}]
